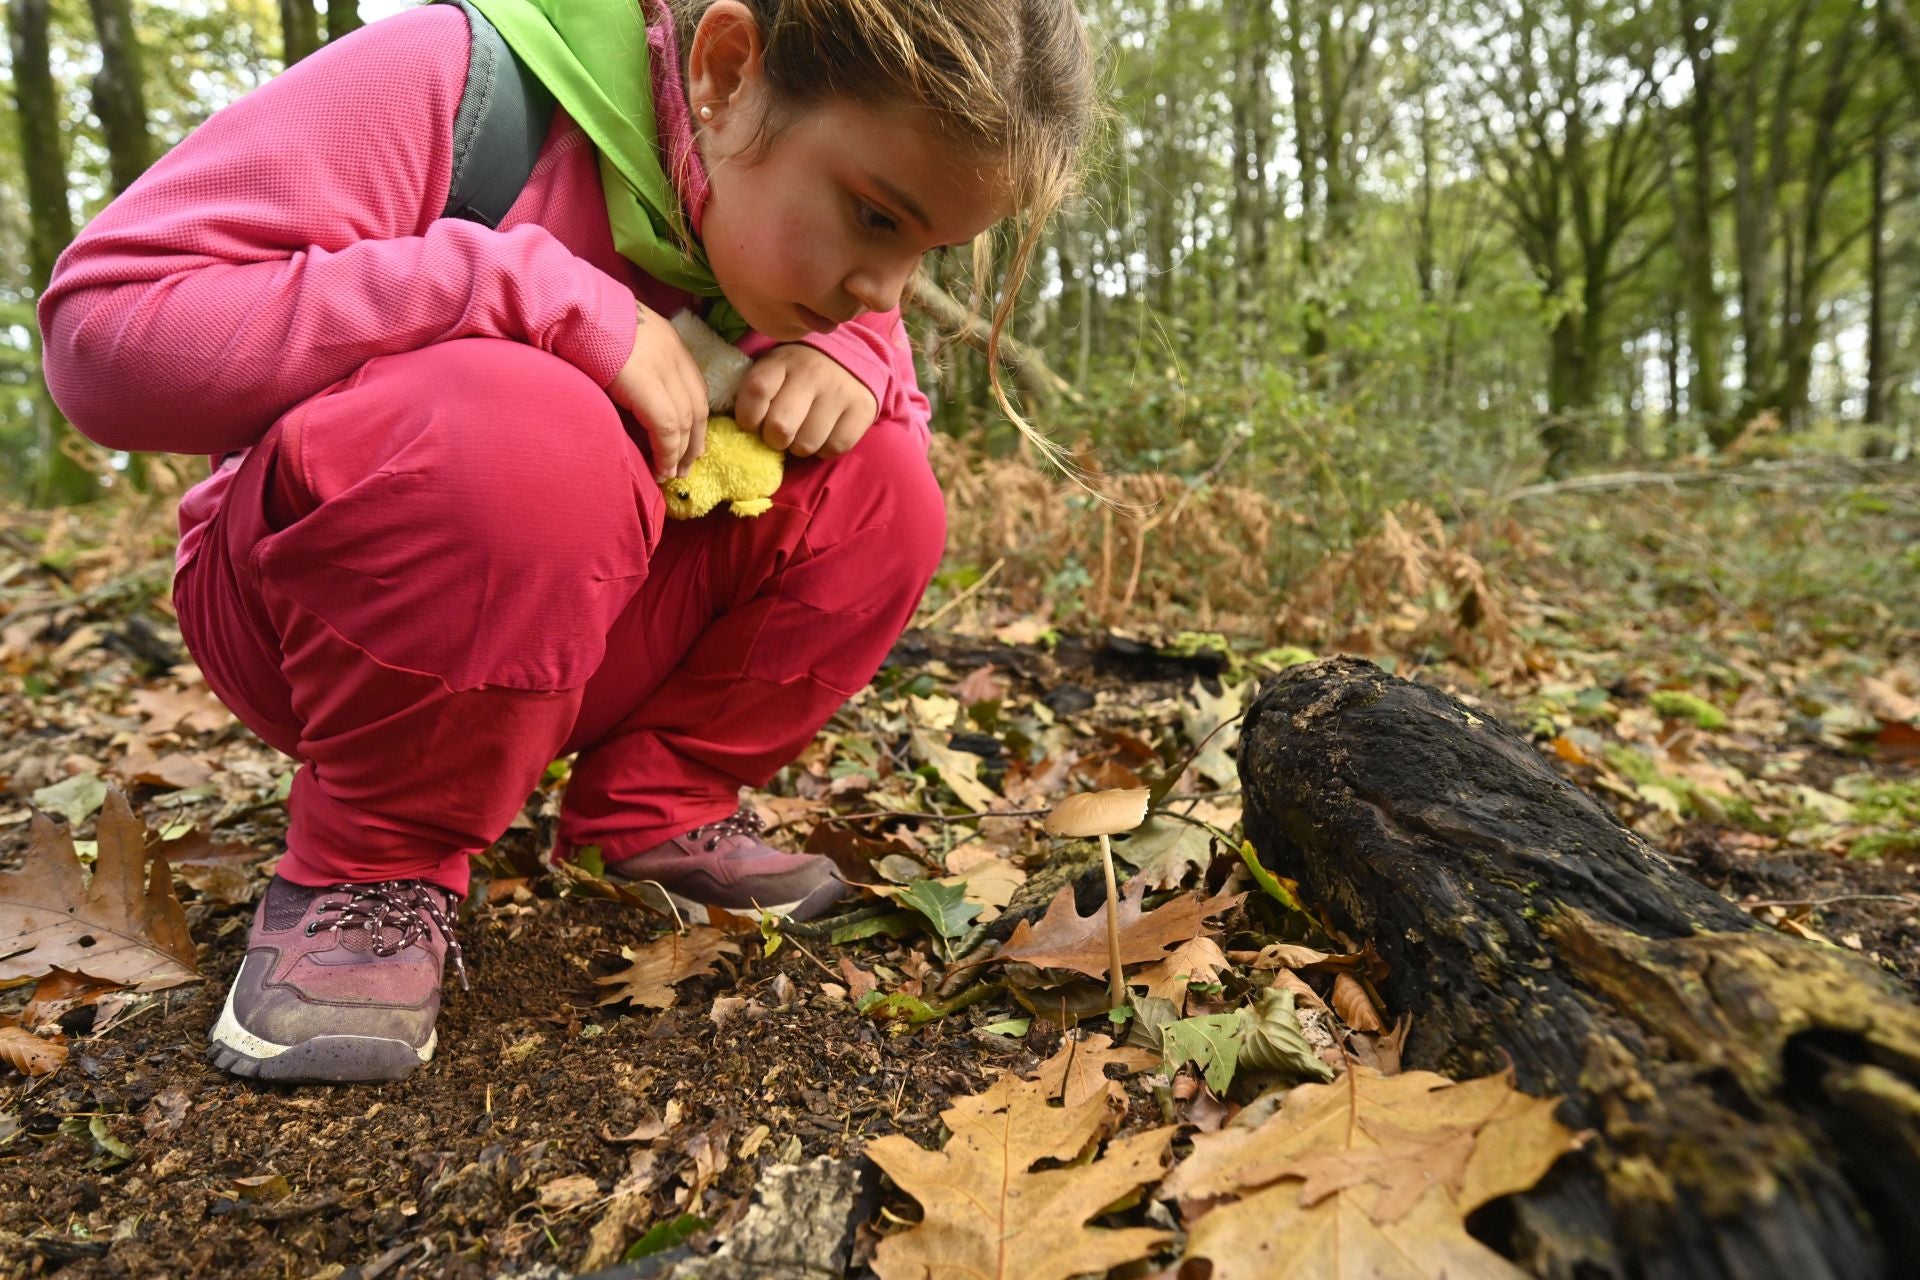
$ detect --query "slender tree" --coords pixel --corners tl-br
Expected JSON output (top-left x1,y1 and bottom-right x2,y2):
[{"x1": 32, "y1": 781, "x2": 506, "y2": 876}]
[
  {"x1": 326, "y1": 0, "x2": 362, "y2": 42},
  {"x1": 281, "y1": 0, "x2": 321, "y2": 65},
  {"x1": 87, "y1": 0, "x2": 153, "y2": 195}
]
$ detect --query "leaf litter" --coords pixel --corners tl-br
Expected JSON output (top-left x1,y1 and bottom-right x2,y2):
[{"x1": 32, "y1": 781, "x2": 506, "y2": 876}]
[{"x1": 3, "y1": 486, "x2": 1914, "y2": 1275}]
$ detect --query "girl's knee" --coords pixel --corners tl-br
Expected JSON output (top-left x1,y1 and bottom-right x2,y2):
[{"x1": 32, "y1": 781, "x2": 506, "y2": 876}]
[
  {"x1": 301, "y1": 339, "x2": 654, "y2": 546},
  {"x1": 824, "y1": 423, "x2": 947, "y2": 580}
]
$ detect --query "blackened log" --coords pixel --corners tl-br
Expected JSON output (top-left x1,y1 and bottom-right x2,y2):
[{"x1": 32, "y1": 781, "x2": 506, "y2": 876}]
[{"x1": 1241, "y1": 657, "x2": 1920, "y2": 1280}]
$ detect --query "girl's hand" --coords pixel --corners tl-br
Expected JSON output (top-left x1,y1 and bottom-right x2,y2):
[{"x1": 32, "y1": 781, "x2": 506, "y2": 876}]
[
  {"x1": 734, "y1": 345, "x2": 879, "y2": 459},
  {"x1": 607, "y1": 303, "x2": 709, "y2": 480}
]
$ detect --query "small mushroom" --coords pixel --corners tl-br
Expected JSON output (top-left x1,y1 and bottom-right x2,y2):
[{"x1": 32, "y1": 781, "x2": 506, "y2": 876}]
[{"x1": 1044, "y1": 787, "x2": 1150, "y2": 1012}]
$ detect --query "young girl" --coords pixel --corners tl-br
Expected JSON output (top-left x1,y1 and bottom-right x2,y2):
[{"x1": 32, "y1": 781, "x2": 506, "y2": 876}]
[{"x1": 39, "y1": 0, "x2": 1092, "y2": 1083}]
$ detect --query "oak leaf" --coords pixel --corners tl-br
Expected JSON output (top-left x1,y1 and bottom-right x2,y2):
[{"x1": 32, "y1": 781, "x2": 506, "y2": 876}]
[
  {"x1": 1163, "y1": 1067, "x2": 1584, "y2": 1280},
  {"x1": 994, "y1": 880, "x2": 1243, "y2": 980},
  {"x1": 0, "y1": 791, "x2": 198, "y2": 990},
  {"x1": 867, "y1": 1071, "x2": 1175, "y2": 1280},
  {"x1": 595, "y1": 929, "x2": 740, "y2": 1010}
]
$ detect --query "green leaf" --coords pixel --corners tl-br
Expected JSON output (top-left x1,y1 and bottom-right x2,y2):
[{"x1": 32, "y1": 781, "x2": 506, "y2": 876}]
[
  {"x1": 1125, "y1": 994, "x2": 1182, "y2": 1052},
  {"x1": 829, "y1": 911, "x2": 922, "y2": 946},
  {"x1": 1160, "y1": 1013, "x2": 1244, "y2": 1094},
  {"x1": 574, "y1": 845, "x2": 607, "y2": 879},
  {"x1": 758, "y1": 914, "x2": 784, "y2": 959},
  {"x1": 1239, "y1": 987, "x2": 1334, "y2": 1083},
  {"x1": 895, "y1": 879, "x2": 983, "y2": 939},
  {"x1": 1238, "y1": 841, "x2": 1303, "y2": 910},
  {"x1": 623, "y1": 1214, "x2": 712, "y2": 1262},
  {"x1": 980, "y1": 1017, "x2": 1031, "y2": 1037}
]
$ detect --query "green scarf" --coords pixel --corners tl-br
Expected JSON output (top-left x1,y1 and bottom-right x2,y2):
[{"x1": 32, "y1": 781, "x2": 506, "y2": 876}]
[{"x1": 464, "y1": 0, "x2": 746, "y2": 338}]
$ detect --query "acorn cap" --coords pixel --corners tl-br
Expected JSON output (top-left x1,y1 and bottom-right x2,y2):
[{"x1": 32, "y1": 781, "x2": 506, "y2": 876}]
[{"x1": 1044, "y1": 788, "x2": 1150, "y2": 837}]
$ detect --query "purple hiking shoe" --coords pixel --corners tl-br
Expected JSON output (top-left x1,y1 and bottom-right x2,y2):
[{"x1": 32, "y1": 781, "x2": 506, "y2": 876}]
[
  {"x1": 208, "y1": 876, "x2": 466, "y2": 1083},
  {"x1": 604, "y1": 809, "x2": 849, "y2": 922}
]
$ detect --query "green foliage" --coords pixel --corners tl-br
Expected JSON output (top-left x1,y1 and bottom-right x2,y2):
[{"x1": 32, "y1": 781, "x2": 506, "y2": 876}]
[
  {"x1": 1650, "y1": 691, "x2": 1729, "y2": 730},
  {"x1": 895, "y1": 879, "x2": 984, "y2": 941}
]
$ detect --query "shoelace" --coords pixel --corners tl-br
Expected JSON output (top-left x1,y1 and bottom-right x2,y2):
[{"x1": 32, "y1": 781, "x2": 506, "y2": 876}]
[
  {"x1": 686, "y1": 808, "x2": 766, "y2": 852},
  {"x1": 307, "y1": 881, "x2": 469, "y2": 991}
]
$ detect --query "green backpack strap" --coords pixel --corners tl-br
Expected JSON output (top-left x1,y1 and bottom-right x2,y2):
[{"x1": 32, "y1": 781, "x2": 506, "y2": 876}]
[{"x1": 438, "y1": 0, "x2": 556, "y2": 228}]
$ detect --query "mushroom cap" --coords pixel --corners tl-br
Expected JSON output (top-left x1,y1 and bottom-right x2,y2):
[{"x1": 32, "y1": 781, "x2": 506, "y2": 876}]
[{"x1": 1044, "y1": 788, "x2": 1150, "y2": 837}]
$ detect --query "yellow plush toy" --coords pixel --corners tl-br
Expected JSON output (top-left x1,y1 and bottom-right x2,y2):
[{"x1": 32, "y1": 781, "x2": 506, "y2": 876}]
[
  {"x1": 662, "y1": 416, "x2": 783, "y2": 519},
  {"x1": 665, "y1": 311, "x2": 784, "y2": 521}
]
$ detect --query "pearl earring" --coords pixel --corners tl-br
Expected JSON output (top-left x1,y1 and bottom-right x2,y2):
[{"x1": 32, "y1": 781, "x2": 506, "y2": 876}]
[{"x1": 698, "y1": 104, "x2": 714, "y2": 121}]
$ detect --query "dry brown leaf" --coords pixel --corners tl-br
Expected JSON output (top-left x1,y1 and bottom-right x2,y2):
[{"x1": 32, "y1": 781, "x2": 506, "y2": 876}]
[
  {"x1": 1131, "y1": 936, "x2": 1231, "y2": 1009},
  {"x1": 228, "y1": 1173, "x2": 290, "y2": 1201},
  {"x1": 537, "y1": 1173, "x2": 601, "y2": 1211},
  {"x1": 22, "y1": 966, "x2": 126, "y2": 1033},
  {"x1": 0, "y1": 790, "x2": 199, "y2": 990},
  {"x1": 867, "y1": 1071, "x2": 1175, "y2": 1280},
  {"x1": 1331, "y1": 973, "x2": 1384, "y2": 1032},
  {"x1": 1164, "y1": 1067, "x2": 1584, "y2": 1280},
  {"x1": 594, "y1": 929, "x2": 739, "y2": 1010},
  {"x1": 0, "y1": 1025, "x2": 68, "y2": 1076},
  {"x1": 128, "y1": 685, "x2": 233, "y2": 737},
  {"x1": 994, "y1": 880, "x2": 1243, "y2": 980},
  {"x1": 1235, "y1": 942, "x2": 1333, "y2": 970},
  {"x1": 1028, "y1": 1032, "x2": 1158, "y2": 1108}
]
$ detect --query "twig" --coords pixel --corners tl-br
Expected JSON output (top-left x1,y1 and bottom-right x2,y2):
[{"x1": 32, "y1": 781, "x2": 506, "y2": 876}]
[
  {"x1": 1744, "y1": 893, "x2": 1920, "y2": 911},
  {"x1": 1499, "y1": 456, "x2": 1915, "y2": 504},
  {"x1": 919, "y1": 557, "x2": 1005, "y2": 632}
]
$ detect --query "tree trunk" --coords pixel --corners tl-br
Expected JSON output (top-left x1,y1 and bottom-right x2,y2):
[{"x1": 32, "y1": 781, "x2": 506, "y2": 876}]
[
  {"x1": 86, "y1": 0, "x2": 151, "y2": 195},
  {"x1": 1242, "y1": 658, "x2": 1920, "y2": 1280},
  {"x1": 280, "y1": 0, "x2": 321, "y2": 66},
  {"x1": 7, "y1": 0, "x2": 98, "y2": 506},
  {"x1": 1866, "y1": 122, "x2": 1888, "y2": 425},
  {"x1": 1679, "y1": 0, "x2": 1725, "y2": 422},
  {"x1": 326, "y1": 0, "x2": 361, "y2": 42}
]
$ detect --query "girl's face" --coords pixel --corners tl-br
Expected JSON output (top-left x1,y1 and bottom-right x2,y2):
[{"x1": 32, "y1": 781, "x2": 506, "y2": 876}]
[{"x1": 688, "y1": 8, "x2": 1013, "y2": 341}]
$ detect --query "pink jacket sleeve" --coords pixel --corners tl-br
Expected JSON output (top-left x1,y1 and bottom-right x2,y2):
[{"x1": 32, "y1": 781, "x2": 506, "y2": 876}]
[{"x1": 38, "y1": 5, "x2": 637, "y2": 456}]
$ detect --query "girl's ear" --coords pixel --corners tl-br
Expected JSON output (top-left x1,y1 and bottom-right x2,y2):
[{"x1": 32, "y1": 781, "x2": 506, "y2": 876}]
[{"x1": 686, "y1": 0, "x2": 766, "y2": 137}]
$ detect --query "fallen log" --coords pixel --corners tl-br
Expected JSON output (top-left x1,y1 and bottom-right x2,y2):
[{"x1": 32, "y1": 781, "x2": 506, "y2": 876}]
[{"x1": 1240, "y1": 657, "x2": 1920, "y2": 1280}]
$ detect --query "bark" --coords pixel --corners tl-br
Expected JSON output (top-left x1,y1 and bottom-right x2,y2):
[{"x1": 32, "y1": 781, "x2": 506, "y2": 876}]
[
  {"x1": 280, "y1": 0, "x2": 321, "y2": 66},
  {"x1": 1243, "y1": 658, "x2": 1920, "y2": 1279},
  {"x1": 1866, "y1": 121, "x2": 1889, "y2": 425},
  {"x1": 326, "y1": 0, "x2": 362, "y2": 42},
  {"x1": 86, "y1": 0, "x2": 152, "y2": 196},
  {"x1": 7, "y1": 0, "x2": 98, "y2": 505},
  {"x1": 1675, "y1": 0, "x2": 1725, "y2": 422},
  {"x1": 8, "y1": 0, "x2": 73, "y2": 294}
]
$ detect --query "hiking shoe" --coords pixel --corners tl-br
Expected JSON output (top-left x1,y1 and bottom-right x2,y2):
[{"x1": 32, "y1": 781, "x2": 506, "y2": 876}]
[
  {"x1": 603, "y1": 809, "x2": 849, "y2": 921},
  {"x1": 208, "y1": 876, "x2": 466, "y2": 1083}
]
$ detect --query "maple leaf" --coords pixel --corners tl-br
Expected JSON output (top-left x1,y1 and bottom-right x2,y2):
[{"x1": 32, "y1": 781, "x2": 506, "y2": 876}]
[
  {"x1": 595, "y1": 929, "x2": 740, "y2": 1010},
  {"x1": 867, "y1": 1071, "x2": 1175, "y2": 1280},
  {"x1": 1163, "y1": 1066, "x2": 1584, "y2": 1280},
  {"x1": 0, "y1": 790, "x2": 198, "y2": 990},
  {"x1": 0, "y1": 1025, "x2": 68, "y2": 1076},
  {"x1": 993, "y1": 880, "x2": 1243, "y2": 980}
]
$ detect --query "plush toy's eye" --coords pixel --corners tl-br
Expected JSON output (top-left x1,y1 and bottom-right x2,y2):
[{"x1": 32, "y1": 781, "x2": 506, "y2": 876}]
[{"x1": 674, "y1": 488, "x2": 691, "y2": 501}]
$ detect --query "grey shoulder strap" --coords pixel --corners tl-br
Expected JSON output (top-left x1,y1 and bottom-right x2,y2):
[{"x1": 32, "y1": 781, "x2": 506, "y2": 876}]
[{"x1": 439, "y1": 0, "x2": 556, "y2": 228}]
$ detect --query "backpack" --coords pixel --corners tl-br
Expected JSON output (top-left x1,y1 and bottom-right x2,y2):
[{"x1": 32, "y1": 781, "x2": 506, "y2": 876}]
[{"x1": 438, "y1": 0, "x2": 556, "y2": 228}]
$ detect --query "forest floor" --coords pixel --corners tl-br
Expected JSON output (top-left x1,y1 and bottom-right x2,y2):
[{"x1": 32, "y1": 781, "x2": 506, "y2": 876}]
[{"x1": 1, "y1": 460, "x2": 1917, "y2": 1279}]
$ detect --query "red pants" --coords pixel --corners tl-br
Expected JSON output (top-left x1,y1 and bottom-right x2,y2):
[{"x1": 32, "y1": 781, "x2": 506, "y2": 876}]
[{"x1": 173, "y1": 339, "x2": 945, "y2": 897}]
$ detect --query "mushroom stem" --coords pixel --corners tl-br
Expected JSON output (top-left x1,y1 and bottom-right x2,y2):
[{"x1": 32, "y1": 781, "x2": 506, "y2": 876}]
[{"x1": 1100, "y1": 832, "x2": 1127, "y2": 1012}]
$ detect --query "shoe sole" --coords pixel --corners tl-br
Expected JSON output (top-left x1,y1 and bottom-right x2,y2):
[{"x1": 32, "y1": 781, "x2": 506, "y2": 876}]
[{"x1": 207, "y1": 984, "x2": 434, "y2": 1084}]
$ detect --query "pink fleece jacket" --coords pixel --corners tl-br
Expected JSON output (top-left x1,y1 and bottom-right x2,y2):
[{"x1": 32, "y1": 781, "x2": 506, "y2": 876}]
[{"x1": 37, "y1": 4, "x2": 930, "y2": 571}]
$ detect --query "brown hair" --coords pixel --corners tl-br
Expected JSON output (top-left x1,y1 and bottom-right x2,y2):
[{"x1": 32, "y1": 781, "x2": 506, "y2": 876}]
[{"x1": 668, "y1": 0, "x2": 1096, "y2": 467}]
